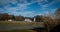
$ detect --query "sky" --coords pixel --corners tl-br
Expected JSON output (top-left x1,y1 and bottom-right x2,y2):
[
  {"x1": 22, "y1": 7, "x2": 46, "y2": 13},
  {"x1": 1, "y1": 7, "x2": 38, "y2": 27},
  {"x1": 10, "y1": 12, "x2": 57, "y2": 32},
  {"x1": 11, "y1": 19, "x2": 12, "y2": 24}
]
[{"x1": 0, "y1": 0, "x2": 60, "y2": 17}]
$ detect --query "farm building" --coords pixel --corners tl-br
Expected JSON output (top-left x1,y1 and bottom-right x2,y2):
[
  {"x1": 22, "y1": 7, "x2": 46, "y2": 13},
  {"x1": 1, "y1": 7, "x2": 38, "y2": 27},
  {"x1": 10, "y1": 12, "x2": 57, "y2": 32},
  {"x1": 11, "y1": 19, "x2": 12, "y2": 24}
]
[{"x1": 24, "y1": 19, "x2": 32, "y2": 22}]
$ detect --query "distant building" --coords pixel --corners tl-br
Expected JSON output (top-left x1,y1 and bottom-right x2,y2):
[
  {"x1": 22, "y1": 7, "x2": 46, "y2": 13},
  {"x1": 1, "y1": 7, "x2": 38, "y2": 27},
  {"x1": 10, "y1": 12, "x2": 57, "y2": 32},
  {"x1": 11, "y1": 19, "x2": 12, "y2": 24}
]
[
  {"x1": 24, "y1": 19, "x2": 32, "y2": 22},
  {"x1": 24, "y1": 17, "x2": 33, "y2": 22},
  {"x1": 8, "y1": 19, "x2": 12, "y2": 21}
]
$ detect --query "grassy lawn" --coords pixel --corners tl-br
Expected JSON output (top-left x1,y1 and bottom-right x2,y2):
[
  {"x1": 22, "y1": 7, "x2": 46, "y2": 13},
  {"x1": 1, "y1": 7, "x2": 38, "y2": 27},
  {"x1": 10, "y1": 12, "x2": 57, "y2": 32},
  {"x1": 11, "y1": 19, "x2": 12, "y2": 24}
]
[
  {"x1": 0, "y1": 21, "x2": 44, "y2": 32},
  {"x1": 0, "y1": 21, "x2": 44, "y2": 26}
]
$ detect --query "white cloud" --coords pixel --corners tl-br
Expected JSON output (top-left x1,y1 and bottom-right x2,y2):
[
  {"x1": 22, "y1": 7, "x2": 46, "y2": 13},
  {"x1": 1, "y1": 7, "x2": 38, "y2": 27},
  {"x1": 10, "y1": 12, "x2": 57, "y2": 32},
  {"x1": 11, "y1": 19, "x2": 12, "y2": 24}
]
[
  {"x1": 42, "y1": 0, "x2": 60, "y2": 8},
  {"x1": 21, "y1": 11, "x2": 35, "y2": 17},
  {"x1": 31, "y1": 0, "x2": 48, "y2": 3},
  {"x1": 9, "y1": 0, "x2": 18, "y2": 4},
  {"x1": 0, "y1": 0, "x2": 17, "y2": 5},
  {"x1": 3, "y1": 3, "x2": 33, "y2": 11},
  {"x1": 0, "y1": 0, "x2": 49, "y2": 9},
  {"x1": 0, "y1": 0, "x2": 9, "y2": 5},
  {"x1": 17, "y1": 3, "x2": 33, "y2": 11},
  {"x1": 42, "y1": 1, "x2": 55, "y2": 8},
  {"x1": 22, "y1": 11, "x2": 34, "y2": 14},
  {"x1": 45, "y1": 0, "x2": 48, "y2": 2},
  {"x1": 0, "y1": 0, "x2": 35, "y2": 17},
  {"x1": 7, "y1": 10, "x2": 35, "y2": 17},
  {"x1": 36, "y1": 0, "x2": 48, "y2": 5},
  {"x1": 0, "y1": 8, "x2": 5, "y2": 13},
  {"x1": 7, "y1": 8, "x2": 17, "y2": 12},
  {"x1": 1, "y1": 0, "x2": 34, "y2": 11},
  {"x1": 0, "y1": 0, "x2": 59, "y2": 17}
]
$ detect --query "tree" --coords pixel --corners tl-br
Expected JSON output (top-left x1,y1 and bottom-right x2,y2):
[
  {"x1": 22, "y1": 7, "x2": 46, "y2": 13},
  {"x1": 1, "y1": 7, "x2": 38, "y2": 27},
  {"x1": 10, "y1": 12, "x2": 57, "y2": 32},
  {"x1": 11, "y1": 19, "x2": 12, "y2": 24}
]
[
  {"x1": 15, "y1": 16, "x2": 25, "y2": 21},
  {"x1": 0, "y1": 13, "x2": 10, "y2": 21},
  {"x1": 34, "y1": 15, "x2": 43, "y2": 22},
  {"x1": 11, "y1": 15, "x2": 15, "y2": 20},
  {"x1": 55, "y1": 8, "x2": 60, "y2": 24},
  {"x1": 55, "y1": 8, "x2": 60, "y2": 19}
]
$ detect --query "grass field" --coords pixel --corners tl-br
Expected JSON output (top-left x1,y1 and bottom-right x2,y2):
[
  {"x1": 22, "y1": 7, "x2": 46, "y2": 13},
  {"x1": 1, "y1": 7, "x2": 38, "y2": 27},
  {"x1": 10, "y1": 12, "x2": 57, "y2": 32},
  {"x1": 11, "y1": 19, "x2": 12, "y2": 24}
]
[
  {"x1": 0, "y1": 21, "x2": 45, "y2": 32},
  {"x1": 0, "y1": 21, "x2": 44, "y2": 26}
]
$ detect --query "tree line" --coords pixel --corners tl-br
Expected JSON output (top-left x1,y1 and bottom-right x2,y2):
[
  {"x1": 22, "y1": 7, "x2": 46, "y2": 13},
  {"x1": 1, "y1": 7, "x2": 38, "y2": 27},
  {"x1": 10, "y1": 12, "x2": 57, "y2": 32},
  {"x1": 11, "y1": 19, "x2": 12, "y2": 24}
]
[
  {"x1": 0, "y1": 8, "x2": 60, "y2": 22},
  {"x1": 0, "y1": 13, "x2": 25, "y2": 21}
]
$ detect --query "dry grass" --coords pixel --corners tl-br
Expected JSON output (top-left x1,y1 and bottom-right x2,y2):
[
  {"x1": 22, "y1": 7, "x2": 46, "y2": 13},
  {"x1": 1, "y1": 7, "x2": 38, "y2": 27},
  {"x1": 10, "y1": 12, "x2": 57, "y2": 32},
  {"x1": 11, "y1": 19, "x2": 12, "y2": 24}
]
[{"x1": 0, "y1": 21, "x2": 44, "y2": 26}]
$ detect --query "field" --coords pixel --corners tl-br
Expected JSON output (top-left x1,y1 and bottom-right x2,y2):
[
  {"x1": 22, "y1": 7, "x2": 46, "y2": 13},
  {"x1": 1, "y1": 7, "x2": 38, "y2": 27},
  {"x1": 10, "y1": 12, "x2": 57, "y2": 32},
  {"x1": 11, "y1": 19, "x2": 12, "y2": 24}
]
[
  {"x1": 0, "y1": 21, "x2": 44, "y2": 26},
  {"x1": 0, "y1": 21, "x2": 45, "y2": 32},
  {"x1": 0, "y1": 29, "x2": 32, "y2": 32}
]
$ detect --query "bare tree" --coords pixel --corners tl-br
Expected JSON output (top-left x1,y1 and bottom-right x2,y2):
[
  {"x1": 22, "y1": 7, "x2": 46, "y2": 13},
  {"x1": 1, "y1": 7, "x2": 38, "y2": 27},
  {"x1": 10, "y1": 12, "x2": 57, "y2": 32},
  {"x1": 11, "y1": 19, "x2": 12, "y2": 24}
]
[
  {"x1": 55, "y1": 8, "x2": 60, "y2": 24},
  {"x1": 0, "y1": 13, "x2": 10, "y2": 21},
  {"x1": 34, "y1": 15, "x2": 43, "y2": 22},
  {"x1": 55, "y1": 8, "x2": 60, "y2": 19}
]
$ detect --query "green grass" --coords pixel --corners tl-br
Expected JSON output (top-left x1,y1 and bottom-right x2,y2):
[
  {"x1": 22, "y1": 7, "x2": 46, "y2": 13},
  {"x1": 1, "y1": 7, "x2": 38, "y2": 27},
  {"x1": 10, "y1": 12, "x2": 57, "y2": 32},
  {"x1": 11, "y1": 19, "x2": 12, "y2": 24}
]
[
  {"x1": 0, "y1": 21, "x2": 44, "y2": 26},
  {"x1": 0, "y1": 21, "x2": 44, "y2": 32}
]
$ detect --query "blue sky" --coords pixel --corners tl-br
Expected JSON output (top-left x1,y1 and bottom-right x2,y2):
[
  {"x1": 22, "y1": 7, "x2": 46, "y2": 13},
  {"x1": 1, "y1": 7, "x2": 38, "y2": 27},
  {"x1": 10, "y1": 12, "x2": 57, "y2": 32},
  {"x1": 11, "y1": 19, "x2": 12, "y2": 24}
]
[{"x1": 0, "y1": 0, "x2": 60, "y2": 17}]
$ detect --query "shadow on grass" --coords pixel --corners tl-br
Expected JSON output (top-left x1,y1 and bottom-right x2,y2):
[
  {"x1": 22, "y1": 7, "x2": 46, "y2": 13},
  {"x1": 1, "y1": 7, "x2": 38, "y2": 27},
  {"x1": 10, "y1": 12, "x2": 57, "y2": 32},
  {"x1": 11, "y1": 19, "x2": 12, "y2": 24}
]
[{"x1": 0, "y1": 29, "x2": 32, "y2": 32}]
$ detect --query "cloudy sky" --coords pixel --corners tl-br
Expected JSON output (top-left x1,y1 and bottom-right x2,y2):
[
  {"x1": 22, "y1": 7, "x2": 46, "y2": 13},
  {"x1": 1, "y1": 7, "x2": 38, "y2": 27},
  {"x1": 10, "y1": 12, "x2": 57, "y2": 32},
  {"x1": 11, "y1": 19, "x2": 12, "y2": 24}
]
[{"x1": 0, "y1": 0, "x2": 60, "y2": 17}]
